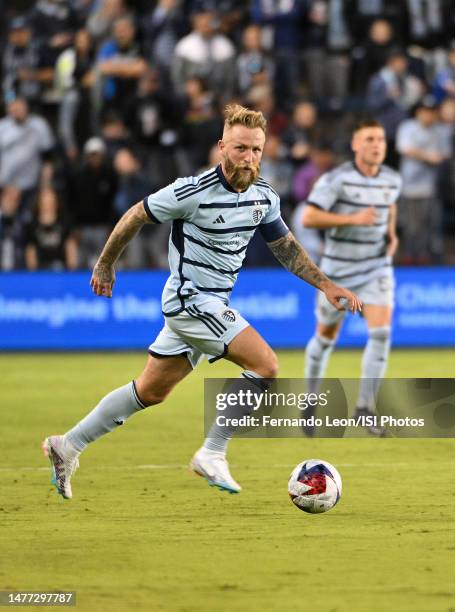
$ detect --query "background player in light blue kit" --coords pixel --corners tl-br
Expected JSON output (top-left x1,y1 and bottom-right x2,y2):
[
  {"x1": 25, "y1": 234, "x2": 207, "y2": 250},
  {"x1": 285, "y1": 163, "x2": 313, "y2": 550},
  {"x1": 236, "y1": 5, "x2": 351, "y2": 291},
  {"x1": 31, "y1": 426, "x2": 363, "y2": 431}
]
[
  {"x1": 43, "y1": 105, "x2": 361, "y2": 498},
  {"x1": 302, "y1": 120, "x2": 402, "y2": 436}
]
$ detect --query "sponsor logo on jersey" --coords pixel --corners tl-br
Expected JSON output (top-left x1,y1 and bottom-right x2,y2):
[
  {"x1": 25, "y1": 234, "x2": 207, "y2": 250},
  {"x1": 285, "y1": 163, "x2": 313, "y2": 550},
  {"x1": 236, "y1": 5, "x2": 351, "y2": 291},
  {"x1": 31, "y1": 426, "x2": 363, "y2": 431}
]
[{"x1": 221, "y1": 309, "x2": 236, "y2": 323}]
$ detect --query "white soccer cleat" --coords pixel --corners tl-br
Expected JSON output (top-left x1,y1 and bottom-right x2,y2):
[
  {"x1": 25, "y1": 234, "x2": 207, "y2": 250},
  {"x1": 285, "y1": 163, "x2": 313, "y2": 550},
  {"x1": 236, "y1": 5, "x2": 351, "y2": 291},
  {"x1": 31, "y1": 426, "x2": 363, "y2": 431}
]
[
  {"x1": 42, "y1": 435, "x2": 80, "y2": 500},
  {"x1": 190, "y1": 448, "x2": 241, "y2": 494}
]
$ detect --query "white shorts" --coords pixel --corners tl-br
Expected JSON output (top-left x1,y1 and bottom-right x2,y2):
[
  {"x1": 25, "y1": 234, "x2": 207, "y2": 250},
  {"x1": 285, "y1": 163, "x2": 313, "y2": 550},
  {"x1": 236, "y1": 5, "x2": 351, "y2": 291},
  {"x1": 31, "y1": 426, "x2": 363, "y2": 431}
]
[
  {"x1": 149, "y1": 293, "x2": 250, "y2": 368},
  {"x1": 316, "y1": 274, "x2": 395, "y2": 326}
]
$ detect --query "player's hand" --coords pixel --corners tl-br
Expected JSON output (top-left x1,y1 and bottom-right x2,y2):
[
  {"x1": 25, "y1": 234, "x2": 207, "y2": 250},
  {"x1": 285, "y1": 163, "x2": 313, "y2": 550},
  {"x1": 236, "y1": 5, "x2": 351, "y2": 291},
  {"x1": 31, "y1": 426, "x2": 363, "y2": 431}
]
[
  {"x1": 321, "y1": 282, "x2": 362, "y2": 313},
  {"x1": 426, "y1": 152, "x2": 445, "y2": 165},
  {"x1": 351, "y1": 207, "x2": 377, "y2": 226},
  {"x1": 90, "y1": 261, "x2": 116, "y2": 298},
  {"x1": 386, "y1": 233, "x2": 399, "y2": 257}
]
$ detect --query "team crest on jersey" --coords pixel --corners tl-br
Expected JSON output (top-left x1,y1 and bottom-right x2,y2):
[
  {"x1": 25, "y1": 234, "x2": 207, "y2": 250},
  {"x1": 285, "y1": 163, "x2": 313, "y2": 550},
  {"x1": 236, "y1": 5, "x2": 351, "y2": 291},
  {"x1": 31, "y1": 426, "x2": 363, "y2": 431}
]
[
  {"x1": 252, "y1": 202, "x2": 264, "y2": 224},
  {"x1": 221, "y1": 309, "x2": 236, "y2": 323}
]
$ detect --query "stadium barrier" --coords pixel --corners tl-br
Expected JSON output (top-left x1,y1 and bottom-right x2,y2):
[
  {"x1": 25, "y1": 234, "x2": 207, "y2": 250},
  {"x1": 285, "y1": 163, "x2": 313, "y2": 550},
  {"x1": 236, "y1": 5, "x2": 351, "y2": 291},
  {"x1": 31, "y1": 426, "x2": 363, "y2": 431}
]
[{"x1": 0, "y1": 268, "x2": 454, "y2": 349}]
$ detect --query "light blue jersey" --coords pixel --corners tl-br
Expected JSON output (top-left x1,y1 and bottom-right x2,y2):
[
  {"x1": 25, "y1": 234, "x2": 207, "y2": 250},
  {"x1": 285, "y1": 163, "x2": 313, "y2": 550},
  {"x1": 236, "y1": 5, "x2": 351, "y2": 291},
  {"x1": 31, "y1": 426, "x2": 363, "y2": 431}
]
[
  {"x1": 143, "y1": 164, "x2": 289, "y2": 316},
  {"x1": 306, "y1": 161, "x2": 402, "y2": 288}
]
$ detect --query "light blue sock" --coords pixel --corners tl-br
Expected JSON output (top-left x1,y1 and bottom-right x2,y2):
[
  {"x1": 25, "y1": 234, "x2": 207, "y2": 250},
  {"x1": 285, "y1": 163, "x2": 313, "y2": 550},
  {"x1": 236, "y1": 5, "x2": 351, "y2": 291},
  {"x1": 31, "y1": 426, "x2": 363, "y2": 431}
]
[
  {"x1": 304, "y1": 334, "x2": 336, "y2": 394},
  {"x1": 357, "y1": 326, "x2": 391, "y2": 410},
  {"x1": 203, "y1": 371, "x2": 268, "y2": 454},
  {"x1": 65, "y1": 381, "x2": 146, "y2": 452}
]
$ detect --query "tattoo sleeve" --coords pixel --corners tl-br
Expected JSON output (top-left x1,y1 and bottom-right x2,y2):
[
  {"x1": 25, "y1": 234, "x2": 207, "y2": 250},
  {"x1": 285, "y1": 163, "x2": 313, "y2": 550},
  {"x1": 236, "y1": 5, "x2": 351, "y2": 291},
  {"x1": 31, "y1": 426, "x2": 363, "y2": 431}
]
[
  {"x1": 267, "y1": 231, "x2": 330, "y2": 289},
  {"x1": 96, "y1": 202, "x2": 152, "y2": 271}
]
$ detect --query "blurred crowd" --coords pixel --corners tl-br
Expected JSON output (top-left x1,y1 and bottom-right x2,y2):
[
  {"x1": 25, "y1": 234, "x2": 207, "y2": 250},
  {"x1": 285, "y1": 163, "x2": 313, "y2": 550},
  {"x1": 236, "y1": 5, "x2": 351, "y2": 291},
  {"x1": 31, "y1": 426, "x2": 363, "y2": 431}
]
[{"x1": 1, "y1": 0, "x2": 455, "y2": 271}]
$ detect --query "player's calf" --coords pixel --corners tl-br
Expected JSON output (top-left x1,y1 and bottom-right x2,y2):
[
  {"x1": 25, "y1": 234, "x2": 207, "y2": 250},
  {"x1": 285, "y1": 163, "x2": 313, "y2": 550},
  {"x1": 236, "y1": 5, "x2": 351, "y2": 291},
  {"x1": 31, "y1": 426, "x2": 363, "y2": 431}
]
[{"x1": 356, "y1": 325, "x2": 391, "y2": 436}]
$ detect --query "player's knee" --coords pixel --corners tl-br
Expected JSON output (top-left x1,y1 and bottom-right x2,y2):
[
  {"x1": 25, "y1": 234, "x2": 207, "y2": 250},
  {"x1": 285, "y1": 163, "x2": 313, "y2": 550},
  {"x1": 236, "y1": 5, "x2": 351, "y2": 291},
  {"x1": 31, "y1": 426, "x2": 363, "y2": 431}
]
[
  {"x1": 136, "y1": 386, "x2": 170, "y2": 407},
  {"x1": 369, "y1": 326, "x2": 391, "y2": 342},
  {"x1": 317, "y1": 323, "x2": 340, "y2": 341},
  {"x1": 255, "y1": 351, "x2": 279, "y2": 379}
]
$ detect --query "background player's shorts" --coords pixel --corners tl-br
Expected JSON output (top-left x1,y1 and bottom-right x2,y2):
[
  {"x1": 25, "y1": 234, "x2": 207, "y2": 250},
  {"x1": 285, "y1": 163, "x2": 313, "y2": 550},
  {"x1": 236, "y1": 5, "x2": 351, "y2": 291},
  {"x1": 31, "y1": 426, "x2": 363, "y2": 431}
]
[
  {"x1": 149, "y1": 293, "x2": 250, "y2": 368},
  {"x1": 316, "y1": 274, "x2": 395, "y2": 326}
]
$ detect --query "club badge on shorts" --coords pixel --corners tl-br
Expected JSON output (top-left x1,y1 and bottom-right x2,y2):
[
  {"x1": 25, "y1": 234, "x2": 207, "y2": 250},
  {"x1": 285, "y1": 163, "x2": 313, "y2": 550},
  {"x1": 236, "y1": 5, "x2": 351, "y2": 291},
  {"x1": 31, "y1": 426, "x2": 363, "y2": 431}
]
[
  {"x1": 252, "y1": 202, "x2": 264, "y2": 225},
  {"x1": 221, "y1": 309, "x2": 236, "y2": 323}
]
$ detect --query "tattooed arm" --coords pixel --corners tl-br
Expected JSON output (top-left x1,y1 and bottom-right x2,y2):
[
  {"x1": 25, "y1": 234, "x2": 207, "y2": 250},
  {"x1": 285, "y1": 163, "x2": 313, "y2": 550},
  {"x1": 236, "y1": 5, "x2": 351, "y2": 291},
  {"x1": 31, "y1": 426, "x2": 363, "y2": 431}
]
[
  {"x1": 267, "y1": 231, "x2": 362, "y2": 312},
  {"x1": 90, "y1": 202, "x2": 152, "y2": 297}
]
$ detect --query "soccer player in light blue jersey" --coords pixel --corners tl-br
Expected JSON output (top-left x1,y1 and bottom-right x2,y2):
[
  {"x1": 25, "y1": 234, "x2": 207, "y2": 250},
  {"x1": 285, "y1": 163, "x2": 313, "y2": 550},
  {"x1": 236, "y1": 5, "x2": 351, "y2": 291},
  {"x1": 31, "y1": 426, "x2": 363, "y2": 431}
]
[
  {"x1": 43, "y1": 105, "x2": 361, "y2": 499},
  {"x1": 302, "y1": 119, "x2": 401, "y2": 436}
]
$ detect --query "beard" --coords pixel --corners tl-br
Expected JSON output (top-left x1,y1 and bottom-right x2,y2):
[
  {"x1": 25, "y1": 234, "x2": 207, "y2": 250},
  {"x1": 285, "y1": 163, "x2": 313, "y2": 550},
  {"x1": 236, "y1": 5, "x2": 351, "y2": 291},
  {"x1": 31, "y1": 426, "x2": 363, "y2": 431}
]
[{"x1": 223, "y1": 154, "x2": 260, "y2": 191}]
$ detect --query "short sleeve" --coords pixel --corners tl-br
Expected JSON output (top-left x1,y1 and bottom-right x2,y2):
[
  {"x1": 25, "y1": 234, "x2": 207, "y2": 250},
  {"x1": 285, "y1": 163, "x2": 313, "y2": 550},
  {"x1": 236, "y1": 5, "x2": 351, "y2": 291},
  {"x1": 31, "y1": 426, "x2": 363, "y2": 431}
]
[
  {"x1": 143, "y1": 179, "x2": 198, "y2": 224},
  {"x1": 258, "y1": 190, "x2": 289, "y2": 241},
  {"x1": 34, "y1": 117, "x2": 54, "y2": 152},
  {"x1": 306, "y1": 172, "x2": 339, "y2": 211}
]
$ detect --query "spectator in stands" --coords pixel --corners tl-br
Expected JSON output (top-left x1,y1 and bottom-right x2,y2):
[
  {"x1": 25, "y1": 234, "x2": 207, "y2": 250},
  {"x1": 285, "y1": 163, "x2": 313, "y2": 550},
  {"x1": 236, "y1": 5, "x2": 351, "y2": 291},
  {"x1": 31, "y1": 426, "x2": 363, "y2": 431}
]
[
  {"x1": 68, "y1": 137, "x2": 117, "y2": 268},
  {"x1": 351, "y1": 18, "x2": 396, "y2": 94},
  {"x1": 259, "y1": 134, "x2": 294, "y2": 211},
  {"x1": 366, "y1": 48, "x2": 424, "y2": 165},
  {"x1": 198, "y1": 142, "x2": 223, "y2": 174},
  {"x1": 113, "y1": 148, "x2": 167, "y2": 268},
  {"x1": 215, "y1": 0, "x2": 248, "y2": 41},
  {"x1": 29, "y1": 0, "x2": 79, "y2": 67},
  {"x1": 100, "y1": 110, "x2": 134, "y2": 160},
  {"x1": 0, "y1": 97, "x2": 55, "y2": 210},
  {"x1": 0, "y1": 185, "x2": 25, "y2": 271},
  {"x1": 236, "y1": 24, "x2": 275, "y2": 96},
  {"x1": 246, "y1": 83, "x2": 288, "y2": 136},
  {"x1": 92, "y1": 15, "x2": 148, "y2": 125},
  {"x1": 112, "y1": 148, "x2": 152, "y2": 218},
  {"x1": 406, "y1": 0, "x2": 449, "y2": 48},
  {"x1": 141, "y1": 0, "x2": 185, "y2": 83},
  {"x1": 171, "y1": 1, "x2": 236, "y2": 100},
  {"x1": 180, "y1": 76, "x2": 222, "y2": 173},
  {"x1": 282, "y1": 100, "x2": 318, "y2": 167},
  {"x1": 250, "y1": 0, "x2": 304, "y2": 107},
  {"x1": 25, "y1": 186, "x2": 77, "y2": 270},
  {"x1": 348, "y1": 0, "x2": 408, "y2": 43},
  {"x1": 87, "y1": 0, "x2": 128, "y2": 46},
  {"x1": 436, "y1": 97, "x2": 455, "y2": 238},
  {"x1": 432, "y1": 43, "x2": 455, "y2": 103},
  {"x1": 55, "y1": 28, "x2": 94, "y2": 160},
  {"x1": 291, "y1": 142, "x2": 335, "y2": 264},
  {"x1": 2, "y1": 16, "x2": 43, "y2": 106},
  {"x1": 126, "y1": 68, "x2": 184, "y2": 189},
  {"x1": 292, "y1": 141, "x2": 335, "y2": 203},
  {"x1": 301, "y1": 0, "x2": 352, "y2": 111},
  {"x1": 396, "y1": 96, "x2": 450, "y2": 264}
]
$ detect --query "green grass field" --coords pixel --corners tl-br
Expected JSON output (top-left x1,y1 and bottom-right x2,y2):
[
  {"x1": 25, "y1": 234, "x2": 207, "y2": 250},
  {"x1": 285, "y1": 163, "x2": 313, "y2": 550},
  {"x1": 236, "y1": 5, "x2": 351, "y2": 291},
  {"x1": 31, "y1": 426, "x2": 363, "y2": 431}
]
[{"x1": 1, "y1": 350, "x2": 455, "y2": 612}]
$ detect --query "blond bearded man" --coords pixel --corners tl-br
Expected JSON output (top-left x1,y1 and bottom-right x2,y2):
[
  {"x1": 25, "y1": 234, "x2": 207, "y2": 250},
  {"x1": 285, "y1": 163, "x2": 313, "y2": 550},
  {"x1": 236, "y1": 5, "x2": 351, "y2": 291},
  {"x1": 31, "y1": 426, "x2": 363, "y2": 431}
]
[{"x1": 43, "y1": 105, "x2": 361, "y2": 498}]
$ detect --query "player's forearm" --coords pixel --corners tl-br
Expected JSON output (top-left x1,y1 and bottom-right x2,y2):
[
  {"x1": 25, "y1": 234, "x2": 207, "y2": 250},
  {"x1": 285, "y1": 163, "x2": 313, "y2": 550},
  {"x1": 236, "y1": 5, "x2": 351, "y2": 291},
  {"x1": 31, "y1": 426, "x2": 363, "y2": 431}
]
[
  {"x1": 96, "y1": 202, "x2": 150, "y2": 268},
  {"x1": 267, "y1": 231, "x2": 331, "y2": 290},
  {"x1": 388, "y1": 203, "x2": 397, "y2": 237},
  {"x1": 303, "y1": 207, "x2": 357, "y2": 229}
]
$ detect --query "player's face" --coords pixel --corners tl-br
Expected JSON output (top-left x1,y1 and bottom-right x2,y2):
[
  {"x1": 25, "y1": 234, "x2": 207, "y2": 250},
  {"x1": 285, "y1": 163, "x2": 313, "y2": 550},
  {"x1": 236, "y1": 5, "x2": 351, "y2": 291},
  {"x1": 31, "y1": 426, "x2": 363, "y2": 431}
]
[
  {"x1": 352, "y1": 127, "x2": 386, "y2": 167},
  {"x1": 219, "y1": 125, "x2": 265, "y2": 191}
]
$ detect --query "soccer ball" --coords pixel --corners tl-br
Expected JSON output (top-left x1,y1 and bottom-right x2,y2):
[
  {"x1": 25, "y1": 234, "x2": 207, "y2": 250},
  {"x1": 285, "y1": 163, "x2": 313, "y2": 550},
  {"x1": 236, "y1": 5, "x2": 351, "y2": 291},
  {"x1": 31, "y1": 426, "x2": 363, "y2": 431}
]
[{"x1": 288, "y1": 459, "x2": 342, "y2": 514}]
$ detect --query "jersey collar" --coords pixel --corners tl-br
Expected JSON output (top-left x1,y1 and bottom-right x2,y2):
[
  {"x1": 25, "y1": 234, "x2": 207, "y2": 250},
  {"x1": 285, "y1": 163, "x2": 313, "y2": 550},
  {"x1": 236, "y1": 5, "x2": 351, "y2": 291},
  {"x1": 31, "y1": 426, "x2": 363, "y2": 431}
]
[{"x1": 352, "y1": 160, "x2": 382, "y2": 178}]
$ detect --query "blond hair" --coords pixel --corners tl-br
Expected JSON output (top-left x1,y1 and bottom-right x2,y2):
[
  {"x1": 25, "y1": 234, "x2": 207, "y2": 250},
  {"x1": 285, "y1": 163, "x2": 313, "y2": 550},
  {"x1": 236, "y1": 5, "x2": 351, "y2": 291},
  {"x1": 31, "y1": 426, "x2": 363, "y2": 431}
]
[{"x1": 223, "y1": 104, "x2": 267, "y2": 133}]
